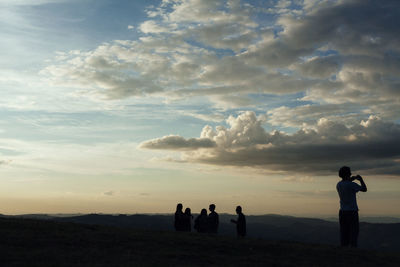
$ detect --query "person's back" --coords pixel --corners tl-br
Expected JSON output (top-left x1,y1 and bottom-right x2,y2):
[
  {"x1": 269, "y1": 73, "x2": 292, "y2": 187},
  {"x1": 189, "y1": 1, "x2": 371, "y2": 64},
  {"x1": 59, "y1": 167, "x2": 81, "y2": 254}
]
[
  {"x1": 208, "y1": 204, "x2": 219, "y2": 233},
  {"x1": 183, "y1": 208, "x2": 193, "y2": 232},
  {"x1": 337, "y1": 180, "x2": 361, "y2": 211},
  {"x1": 174, "y1": 203, "x2": 185, "y2": 231},
  {"x1": 194, "y1": 209, "x2": 208, "y2": 233}
]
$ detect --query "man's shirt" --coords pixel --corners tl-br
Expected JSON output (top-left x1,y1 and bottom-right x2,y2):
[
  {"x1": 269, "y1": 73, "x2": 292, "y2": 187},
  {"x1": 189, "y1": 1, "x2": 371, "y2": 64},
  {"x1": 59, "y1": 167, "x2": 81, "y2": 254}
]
[{"x1": 337, "y1": 180, "x2": 362, "y2": 211}]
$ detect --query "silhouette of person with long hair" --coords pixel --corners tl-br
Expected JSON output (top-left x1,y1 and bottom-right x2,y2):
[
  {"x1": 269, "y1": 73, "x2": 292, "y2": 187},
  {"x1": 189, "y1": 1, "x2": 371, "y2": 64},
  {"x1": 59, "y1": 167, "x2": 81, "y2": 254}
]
[
  {"x1": 231, "y1": 206, "x2": 246, "y2": 238},
  {"x1": 337, "y1": 166, "x2": 367, "y2": 247},
  {"x1": 174, "y1": 203, "x2": 185, "y2": 231},
  {"x1": 194, "y1": 208, "x2": 208, "y2": 233},
  {"x1": 208, "y1": 204, "x2": 219, "y2": 234},
  {"x1": 183, "y1": 207, "x2": 193, "y2": 232}
]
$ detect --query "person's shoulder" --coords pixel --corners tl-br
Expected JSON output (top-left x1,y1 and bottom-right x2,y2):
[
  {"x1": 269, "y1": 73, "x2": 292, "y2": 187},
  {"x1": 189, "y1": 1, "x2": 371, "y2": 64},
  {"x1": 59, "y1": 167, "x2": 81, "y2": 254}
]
[
  {"x1": 337, "y1": 180, "x2": 345, "y2": 187},
  {"x1": 351, "y1": 181, "x2": 362, "y2": 188},
  {"x1": 338, "y1": 180, "x2": 353, "y2": 185}
]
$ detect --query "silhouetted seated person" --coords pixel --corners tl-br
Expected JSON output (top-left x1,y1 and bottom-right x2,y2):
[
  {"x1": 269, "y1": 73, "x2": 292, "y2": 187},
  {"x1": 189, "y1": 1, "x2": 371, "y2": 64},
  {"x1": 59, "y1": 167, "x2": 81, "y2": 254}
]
[
  {"x1": 208, "y1": 204, "x2": 219, "y2": 234},
  {"x1": 174, "y1": 203, "x2": 185, "y2": 232},
  {"x1": 194, "y1": 208, "x2": 208, "y2": 233},
  {"x1": 183, "y1": 207, "x2": 193, "y2": 232},
  {"x1": 231, "y1": 206, "x2": 246, "y2": 238},
  {"x1": 337, "y1": 166, "x2": 367, "y2": 248}
]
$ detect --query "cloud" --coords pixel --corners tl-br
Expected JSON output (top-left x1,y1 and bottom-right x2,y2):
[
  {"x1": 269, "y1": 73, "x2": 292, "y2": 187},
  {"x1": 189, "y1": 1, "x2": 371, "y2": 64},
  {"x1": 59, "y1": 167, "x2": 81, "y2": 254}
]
[
  {"x1": 40, "y1": 0, "x2": 264, "y2": 105},
  {"x1": 0, "y1": 139, "x2": 148, "y2": 176},
  {"x1": 139, "y1": 135, "x2": 216, "y2": 150},
  {"x1": 140, "y1": 112, "x2": 400, "y2": 175},
  {"x1": 277, "y1": 189, "x2": 337, "y2": 198},
  {"x1": 293, "y1": 55, "x2": 340, "y2": 79},
  {"x1": 139, "y1": 20, "x2": 171, "y2": 34},
  {"x1": 103, "y1": 191, "x2": 114, "y2": 196},
  {"x1": 282, "y1": 176, "x2": 315, "y2": 183},
  {"x1": 266, "y1": 104, "x2": 364, "y2": 128},
  {"x1": 179, "y1": 111, "x2": 225, "y2": 122},
  {"x1": 161, "y1": 0, "x2": 257, "y2": 27},
  {"x1": 0, "y1": 160, "x2": 11, "y2": 166},
  {"x1": 41, "y1": 0, "x2": 400, "y2": 122}
]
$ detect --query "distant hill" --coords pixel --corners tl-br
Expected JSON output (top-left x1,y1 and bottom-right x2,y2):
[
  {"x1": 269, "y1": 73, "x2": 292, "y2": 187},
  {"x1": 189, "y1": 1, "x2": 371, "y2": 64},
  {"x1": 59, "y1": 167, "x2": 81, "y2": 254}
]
[
  {"x1": 8, "y1": 213, "x2": 398, "y2": 252},
  {"x1": 1, "y1": 216, "x2": 400, "y2": 267},
  {"x1": 323, "y1": 216, "x2": 400, "y2": 224}
]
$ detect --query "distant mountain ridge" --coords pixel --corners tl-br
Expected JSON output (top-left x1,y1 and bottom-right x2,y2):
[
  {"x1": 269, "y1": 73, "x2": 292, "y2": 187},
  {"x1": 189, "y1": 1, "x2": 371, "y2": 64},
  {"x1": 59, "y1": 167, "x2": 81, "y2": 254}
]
[{"x1": 4, "y1": 213, "x2": 398, "y2": 252}]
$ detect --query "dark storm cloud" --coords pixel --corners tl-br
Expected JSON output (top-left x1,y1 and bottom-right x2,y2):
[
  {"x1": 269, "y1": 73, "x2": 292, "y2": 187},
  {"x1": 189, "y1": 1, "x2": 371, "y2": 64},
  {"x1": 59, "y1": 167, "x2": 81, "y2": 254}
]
[{"x1": 281, "y1": 0, "x2": 400, "y2": 55}]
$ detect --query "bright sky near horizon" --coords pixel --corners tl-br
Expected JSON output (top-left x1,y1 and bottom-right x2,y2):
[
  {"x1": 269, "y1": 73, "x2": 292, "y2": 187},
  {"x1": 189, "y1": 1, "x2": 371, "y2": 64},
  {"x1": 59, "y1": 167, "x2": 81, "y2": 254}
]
[{"x1": 0, "y1": 0, "x2": 399, "y2": 216}]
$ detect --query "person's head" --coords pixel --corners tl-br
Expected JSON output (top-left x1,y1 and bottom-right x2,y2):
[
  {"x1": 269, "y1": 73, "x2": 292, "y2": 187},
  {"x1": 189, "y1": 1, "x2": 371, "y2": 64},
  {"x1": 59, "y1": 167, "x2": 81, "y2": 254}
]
[
  {"x1": 339, "y1": 166, "x2": 351, "y2": 180},
  {"x1": 176, "y1": 203, "x2": 183, "y2": 211},
  {"x1": 201, "y1": 208, "x2": 207, "y2": 216},
  {"x1": 184, "y1": 207, "x2": 191, "y2": 215},
  {"x1": 209, "y1": 204, "x2": 216, "y2": 212},
  {"x1": 236, "y1": 206, "x2": 242, "y2": 214}
]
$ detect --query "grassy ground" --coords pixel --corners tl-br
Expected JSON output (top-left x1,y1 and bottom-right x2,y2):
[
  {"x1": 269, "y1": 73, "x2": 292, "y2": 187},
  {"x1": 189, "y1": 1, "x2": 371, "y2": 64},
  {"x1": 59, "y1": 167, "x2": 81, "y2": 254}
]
[{"x1": 0, "y1": 217, "x2": 399, "y2": 266}]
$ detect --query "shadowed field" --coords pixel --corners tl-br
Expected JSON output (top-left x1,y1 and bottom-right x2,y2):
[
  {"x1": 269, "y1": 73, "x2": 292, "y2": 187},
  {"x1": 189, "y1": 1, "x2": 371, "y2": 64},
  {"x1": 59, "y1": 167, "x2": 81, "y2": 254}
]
[{"x1": 1, "y1": 217, "x2": 399, "y2": 266}]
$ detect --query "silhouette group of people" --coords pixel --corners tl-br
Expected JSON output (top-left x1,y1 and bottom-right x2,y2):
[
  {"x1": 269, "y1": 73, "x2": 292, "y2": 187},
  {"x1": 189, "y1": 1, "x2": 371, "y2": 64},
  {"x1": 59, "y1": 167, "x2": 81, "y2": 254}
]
[
  {"x1": 174, "y1": 203, "x2": 246, "y2": 237},
  {"x1": 174, "y1": 204, "x2": 193, "y2": 232},
  {"x1": 173, "y1": 166, "x2": 367, "y2": 248}
]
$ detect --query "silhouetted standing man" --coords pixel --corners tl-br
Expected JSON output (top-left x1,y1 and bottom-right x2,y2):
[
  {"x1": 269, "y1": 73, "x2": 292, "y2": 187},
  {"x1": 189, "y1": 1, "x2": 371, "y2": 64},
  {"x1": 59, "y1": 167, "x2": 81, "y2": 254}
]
[
  {"x1": 337, "y1": 166, "x2": 367, "y2": 247},
  {"x1": 231, "y1": 206, "x2": 246, "y2": 238},
  {"x1": 174, "y1": 203, "x2": 185, "y2": 231},
  {"x1": 208, "y1": 204, "x2": 219, "y2": 234}
]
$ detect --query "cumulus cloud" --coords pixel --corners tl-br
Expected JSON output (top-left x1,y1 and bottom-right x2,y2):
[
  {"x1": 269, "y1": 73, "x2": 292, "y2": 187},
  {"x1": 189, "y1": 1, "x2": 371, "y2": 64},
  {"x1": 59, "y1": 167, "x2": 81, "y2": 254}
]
[
  {"x1": 139, "y1": 20, "x2": 171, "y2": 33},
  {"x1": 41, "y1": 0, "x2": 400, "y2": 123},
  {"x1": 267, "y1": 104, "x2": 364, "y2": 128},
  {"x1": 140, "y1": 112, "x2": 400, "y2": 175}
]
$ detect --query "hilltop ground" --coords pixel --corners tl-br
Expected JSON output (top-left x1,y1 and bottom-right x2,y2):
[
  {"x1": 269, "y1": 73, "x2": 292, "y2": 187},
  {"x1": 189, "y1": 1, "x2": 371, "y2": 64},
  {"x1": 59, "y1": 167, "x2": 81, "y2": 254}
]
[{"x1": 0, "y1": 217, "x2": 399, "y2": 267}]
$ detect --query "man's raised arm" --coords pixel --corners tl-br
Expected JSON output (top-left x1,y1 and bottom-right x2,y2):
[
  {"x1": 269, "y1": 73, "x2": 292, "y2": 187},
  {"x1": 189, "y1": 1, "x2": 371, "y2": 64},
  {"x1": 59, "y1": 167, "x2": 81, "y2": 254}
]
[{"x1": 356, "y1": 175, "x2": 367, "y2": 192}]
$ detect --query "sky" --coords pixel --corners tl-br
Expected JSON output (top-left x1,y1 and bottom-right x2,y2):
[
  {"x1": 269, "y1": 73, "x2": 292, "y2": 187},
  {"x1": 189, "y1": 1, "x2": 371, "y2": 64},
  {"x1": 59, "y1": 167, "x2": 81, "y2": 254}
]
[{"x1": 0, "y1": 0, "x2": 399, "y2": 216}]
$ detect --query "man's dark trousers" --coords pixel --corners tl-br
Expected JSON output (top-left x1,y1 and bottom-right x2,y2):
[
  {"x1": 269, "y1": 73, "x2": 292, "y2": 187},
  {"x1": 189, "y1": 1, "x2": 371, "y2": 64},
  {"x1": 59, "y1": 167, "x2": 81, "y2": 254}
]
[{"x1": 339, "y1": 210, "x2": 359, "y2": 247}]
